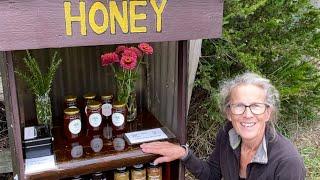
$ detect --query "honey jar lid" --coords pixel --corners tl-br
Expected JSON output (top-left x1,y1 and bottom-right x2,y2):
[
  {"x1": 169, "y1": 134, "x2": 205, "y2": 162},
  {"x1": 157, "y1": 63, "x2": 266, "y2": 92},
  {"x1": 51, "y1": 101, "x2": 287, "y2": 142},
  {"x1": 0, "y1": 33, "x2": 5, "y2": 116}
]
[
  {"x1": 88, "y1": 100, "x2": 101, "y2": 109},
  {"x1": 149, "y1": 162, "x2": 159, "y2": 167},
  {"x1": 133, "y1": 164, "x2": 144, "y2": 169},
  {"x1": 64, "y1": 107, "x2": 80, "y2": 115},
  {"x1": 116, "y1": 167, "x2": 127, "y2": 172},
  {"x1": 83, "y1": 92, "x2": 96, "y2": 99},
  {"x1": 65, "y1": 95, "x2": 77, "y2": 102},
  {"x1": 113, "y1": 102, "x2": 126, "y2": 108},
  {"x1": 101, "y1": 94, "x2": 113, "y2": 100}
]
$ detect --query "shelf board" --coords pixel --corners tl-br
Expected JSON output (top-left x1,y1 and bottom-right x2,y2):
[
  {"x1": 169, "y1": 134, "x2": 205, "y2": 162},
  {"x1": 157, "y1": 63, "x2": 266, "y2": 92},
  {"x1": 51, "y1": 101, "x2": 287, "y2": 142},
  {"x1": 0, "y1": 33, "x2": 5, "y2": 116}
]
[{"x1": 25, "y1": 111, "x2": 177, "y2": 179}]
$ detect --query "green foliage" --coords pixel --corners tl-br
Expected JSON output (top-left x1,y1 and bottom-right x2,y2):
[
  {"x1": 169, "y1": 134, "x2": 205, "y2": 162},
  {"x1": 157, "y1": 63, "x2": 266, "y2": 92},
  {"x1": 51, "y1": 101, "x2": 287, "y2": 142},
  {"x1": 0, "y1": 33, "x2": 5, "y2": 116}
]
[
  {"x1": 15, "y1": 51, "x2": 62, "y2": 96},
  {"x1": 195, "y1": 0, "x2": 320, "y2": 136}
]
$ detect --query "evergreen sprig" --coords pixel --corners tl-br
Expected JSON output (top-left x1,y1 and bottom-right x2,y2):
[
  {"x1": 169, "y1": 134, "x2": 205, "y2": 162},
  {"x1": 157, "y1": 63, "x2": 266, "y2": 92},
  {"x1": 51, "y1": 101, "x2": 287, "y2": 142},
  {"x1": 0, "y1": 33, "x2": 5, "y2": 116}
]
[{"x1": 15, "y1": 50, "x2": 62, "y2": 96}]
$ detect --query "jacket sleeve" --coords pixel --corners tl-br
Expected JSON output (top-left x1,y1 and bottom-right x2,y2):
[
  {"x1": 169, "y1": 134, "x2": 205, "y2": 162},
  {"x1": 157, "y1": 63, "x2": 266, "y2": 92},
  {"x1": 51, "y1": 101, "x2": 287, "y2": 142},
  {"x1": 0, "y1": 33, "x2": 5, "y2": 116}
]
[
  {"x1": 181, "y1": 129, "x2": 223, "y2": 180},
  {"x1": 275, "y1": 156, "x2": 306, "y2": 180}
]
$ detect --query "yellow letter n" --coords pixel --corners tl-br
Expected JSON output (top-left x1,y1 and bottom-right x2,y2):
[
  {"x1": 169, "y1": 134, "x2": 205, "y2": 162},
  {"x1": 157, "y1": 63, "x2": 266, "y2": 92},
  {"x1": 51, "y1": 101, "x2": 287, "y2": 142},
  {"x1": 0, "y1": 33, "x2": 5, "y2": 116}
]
[
  {"x1": 110, "y1": 1, "x2": 128, "y2": 34},
  {"x1": 64, "y1": 1, "x2": 87, "y2": 36}
]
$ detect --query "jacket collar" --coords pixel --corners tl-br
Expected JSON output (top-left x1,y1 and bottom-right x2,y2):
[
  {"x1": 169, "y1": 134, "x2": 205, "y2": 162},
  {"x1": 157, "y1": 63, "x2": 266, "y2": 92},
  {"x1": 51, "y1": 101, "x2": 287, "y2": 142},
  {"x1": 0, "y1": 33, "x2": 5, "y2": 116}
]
[{"x1": 228, "y1": 128, "x2": 268, "y2": 164}]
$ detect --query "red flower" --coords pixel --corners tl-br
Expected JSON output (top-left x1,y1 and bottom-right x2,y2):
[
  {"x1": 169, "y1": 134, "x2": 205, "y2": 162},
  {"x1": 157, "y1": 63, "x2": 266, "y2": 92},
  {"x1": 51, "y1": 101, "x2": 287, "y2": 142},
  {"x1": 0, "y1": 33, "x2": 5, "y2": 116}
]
[
  {"x1": 138, "y1": 43, "x2": 153, "y2": 55},
  {"x1": 101, "y1": 52, "x2": 119, "y2": 66},
  {"x1": 120, "y1": 50, "x2": 138, "y2": 70},
  {"x1": 129, "y1": 47, "x2": 143, "y2": 58},
  {"x1": 115, "y1": 45, "x2": 128, "y2": 55}
]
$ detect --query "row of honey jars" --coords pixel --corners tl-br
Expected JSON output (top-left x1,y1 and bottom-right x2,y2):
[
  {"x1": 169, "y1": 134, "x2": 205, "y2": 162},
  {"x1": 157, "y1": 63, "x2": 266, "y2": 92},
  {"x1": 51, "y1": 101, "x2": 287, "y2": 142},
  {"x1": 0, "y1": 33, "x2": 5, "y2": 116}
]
[
  {"x1": 114, "y1": 163, "x2": 162, "y2": 180},
  {"x1": 64, "y1": 93, "x2": 129, "y2": 140}
]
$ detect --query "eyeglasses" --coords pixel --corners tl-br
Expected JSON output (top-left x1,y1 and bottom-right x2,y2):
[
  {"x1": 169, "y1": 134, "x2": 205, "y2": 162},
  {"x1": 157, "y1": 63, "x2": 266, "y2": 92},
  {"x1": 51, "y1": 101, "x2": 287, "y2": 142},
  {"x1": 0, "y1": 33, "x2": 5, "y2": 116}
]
[{"x1": 228, "y1": 103, "x2": 269, "y2": 115}]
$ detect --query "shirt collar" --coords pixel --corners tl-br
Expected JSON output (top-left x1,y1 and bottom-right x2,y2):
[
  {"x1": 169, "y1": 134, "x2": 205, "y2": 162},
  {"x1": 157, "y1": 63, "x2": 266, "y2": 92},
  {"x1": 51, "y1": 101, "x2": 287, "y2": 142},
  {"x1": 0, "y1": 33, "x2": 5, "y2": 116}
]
[{"x1": 228, "y1": 128, "x2": 268, "y2": 164}]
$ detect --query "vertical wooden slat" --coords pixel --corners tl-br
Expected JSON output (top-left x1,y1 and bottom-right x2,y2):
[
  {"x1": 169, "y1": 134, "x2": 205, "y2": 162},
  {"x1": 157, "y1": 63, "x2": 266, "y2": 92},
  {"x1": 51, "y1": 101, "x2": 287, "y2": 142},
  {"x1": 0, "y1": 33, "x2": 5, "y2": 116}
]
[
  {"x1": 177, "y1": 40, "x2": 189, "y2": 179},
  {"x1": 0, "y1": 51, "x2": 24, "y2": 179}
]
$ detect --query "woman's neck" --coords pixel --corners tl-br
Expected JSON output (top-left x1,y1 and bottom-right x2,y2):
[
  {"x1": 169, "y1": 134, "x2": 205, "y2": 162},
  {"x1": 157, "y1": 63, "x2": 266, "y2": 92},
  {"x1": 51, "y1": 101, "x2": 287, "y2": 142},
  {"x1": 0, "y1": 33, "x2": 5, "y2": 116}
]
[{"x1": 241, "y1": 129, "x2": 265, "y2": 151}]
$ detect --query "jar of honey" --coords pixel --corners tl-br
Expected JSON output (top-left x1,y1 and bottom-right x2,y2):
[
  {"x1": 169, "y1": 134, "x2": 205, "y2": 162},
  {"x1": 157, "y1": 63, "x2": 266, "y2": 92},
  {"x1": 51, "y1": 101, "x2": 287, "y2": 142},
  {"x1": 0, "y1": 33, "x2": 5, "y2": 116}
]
[
  {"x1": 131, "y1": 164, "x2": 146, "y2": 180},
  {"x1": 114, "y1": 167, "x2": 129, "y2": 180},
  {"x1": 64, "y1": 107, "x2": 82, "y2": 140},
  {"x1": 83, "y1": 92, "x2": 96, "y2": 114},
  {"x1": 111, "y1": 102, "x2": 127, "y2": 133},
  {"x1": 86, "y1": 101, "x2": 102, "y2": 131},
  {"x1": 101, "y1": 94, "x2": 113, "y2": 122},
  {"x1": 64, "y1": 95, "x2": 78, "y2": 109},
  {"x1": 147, "y1": 162, "x2": 162, "y2": 180}
]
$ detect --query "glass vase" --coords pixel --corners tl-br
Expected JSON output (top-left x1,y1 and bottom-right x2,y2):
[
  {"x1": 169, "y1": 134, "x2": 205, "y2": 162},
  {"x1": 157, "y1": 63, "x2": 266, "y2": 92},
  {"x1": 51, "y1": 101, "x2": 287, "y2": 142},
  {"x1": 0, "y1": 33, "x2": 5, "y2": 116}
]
[
  {"x1": 35, "y1": 93, "x2": 52, "y2": 128},
  {"x1": 127, "y1": 90, "x2": 137, "y2": 122}
]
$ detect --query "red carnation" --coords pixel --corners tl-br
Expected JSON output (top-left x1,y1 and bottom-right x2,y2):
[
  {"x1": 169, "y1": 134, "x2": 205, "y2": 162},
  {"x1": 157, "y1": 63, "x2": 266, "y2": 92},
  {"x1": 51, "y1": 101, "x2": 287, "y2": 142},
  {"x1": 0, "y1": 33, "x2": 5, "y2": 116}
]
[
  {"x1": 138, "y1": 43, "x2": 153, "y2": 55},
  {"x1": 129, "y1": 47, "x2": 143, "y2": 58},
  {"x1": 120, "y1": 50, "x2": 138, "y2": 70},
  {"x1": 115, "y1": 45, "x2": 128, "y2": 55},
  {"x1": 101, "y1": 52, "x2": 119, "y2": 66}
]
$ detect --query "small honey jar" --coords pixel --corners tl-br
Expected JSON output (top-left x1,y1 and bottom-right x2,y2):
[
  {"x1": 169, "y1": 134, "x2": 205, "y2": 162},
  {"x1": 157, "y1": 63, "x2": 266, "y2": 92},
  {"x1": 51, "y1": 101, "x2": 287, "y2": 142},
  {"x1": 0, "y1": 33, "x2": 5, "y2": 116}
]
[
  {"x1": 131, "y1": 164, "x2": 146, "y2": 180},
  {"x1": 64, "y1": 95, "x2": 78, "y2": 109},
  {"x1": 64, "y1": 107, "x2": 82, "y2": 140},
  {"x1": 86, "y1": 100, "x2": 102, "y2": 131},
  {"x1": 111, "y1": 102, "x2": 127, "y2": 133},
  {"x1": 114, "y1": 167, "x2": 129, "y2": 180}
]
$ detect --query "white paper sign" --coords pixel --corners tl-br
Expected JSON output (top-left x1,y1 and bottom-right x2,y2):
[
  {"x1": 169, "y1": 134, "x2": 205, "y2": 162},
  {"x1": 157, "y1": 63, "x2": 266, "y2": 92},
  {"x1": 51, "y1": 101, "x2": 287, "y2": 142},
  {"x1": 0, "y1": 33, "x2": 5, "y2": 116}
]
[
  {"x1": 24, "y1": 126, "x2": 36, "y2": 140},
  {"x1": 25, "y1": 155, "x2": 57, "y2": 174},
  {"x1": 124, "y1": 128, "x2": 168, "y2": 144}
]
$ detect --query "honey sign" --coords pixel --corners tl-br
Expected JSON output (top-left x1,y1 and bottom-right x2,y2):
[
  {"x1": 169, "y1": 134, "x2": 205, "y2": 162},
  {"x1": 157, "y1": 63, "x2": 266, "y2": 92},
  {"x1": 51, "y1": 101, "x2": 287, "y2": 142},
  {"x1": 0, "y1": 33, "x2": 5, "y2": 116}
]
[{"x1": 64, "y1": 0, "x2": 167, "y2": 36}]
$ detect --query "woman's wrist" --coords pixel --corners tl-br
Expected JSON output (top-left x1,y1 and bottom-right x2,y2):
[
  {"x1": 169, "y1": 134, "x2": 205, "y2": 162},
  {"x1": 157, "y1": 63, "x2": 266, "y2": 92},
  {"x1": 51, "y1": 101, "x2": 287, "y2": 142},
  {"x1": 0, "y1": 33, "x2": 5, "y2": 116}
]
[{"x1": 179, "y1": 144, "x2": 189, "y2": 160}]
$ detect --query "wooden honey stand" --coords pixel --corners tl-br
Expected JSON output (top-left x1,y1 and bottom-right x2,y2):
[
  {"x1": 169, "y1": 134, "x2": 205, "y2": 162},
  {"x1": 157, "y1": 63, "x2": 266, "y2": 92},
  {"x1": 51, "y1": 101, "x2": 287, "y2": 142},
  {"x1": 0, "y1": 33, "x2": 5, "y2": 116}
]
[{"x1": 0, "y1": 1, "x2": 223, "y2": 179}]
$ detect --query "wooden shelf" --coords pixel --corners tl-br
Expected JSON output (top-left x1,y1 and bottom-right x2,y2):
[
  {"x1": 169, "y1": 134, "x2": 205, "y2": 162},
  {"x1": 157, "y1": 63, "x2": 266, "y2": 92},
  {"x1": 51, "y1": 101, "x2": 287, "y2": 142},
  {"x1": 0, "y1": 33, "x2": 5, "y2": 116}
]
[{"x1": 25, "y1": 111, "x2": 177, "y2": 179}]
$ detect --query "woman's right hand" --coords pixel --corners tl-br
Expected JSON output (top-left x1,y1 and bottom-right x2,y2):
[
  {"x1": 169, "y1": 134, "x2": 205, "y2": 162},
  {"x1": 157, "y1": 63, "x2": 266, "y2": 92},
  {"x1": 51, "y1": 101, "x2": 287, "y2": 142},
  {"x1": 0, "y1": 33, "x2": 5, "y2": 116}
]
[{"x1": 140, "y1": 141, "x2": 187, "y2": 165}]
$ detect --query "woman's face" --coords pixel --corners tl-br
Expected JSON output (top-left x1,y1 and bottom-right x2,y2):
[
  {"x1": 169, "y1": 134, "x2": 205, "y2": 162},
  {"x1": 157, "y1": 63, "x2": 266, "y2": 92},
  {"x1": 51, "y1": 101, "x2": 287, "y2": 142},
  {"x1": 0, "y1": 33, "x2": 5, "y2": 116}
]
[{"x1": 227, "y1": 84, "x2": 272, "y2": 142}]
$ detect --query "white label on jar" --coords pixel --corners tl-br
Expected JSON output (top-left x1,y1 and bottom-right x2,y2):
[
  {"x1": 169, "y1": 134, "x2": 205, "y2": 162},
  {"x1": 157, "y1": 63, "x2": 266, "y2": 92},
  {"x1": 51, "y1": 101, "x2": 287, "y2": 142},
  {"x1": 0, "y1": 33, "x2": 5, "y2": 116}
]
[
  {"x1": 89, "y1": 113, "x2": 102, "y2": 127},
  {"x1": 113, "y1": 137, "x2": 125, "y2": 151},
  {"x1": 90, "y1": 137, "x2": 103, "y2": 152},
  {"x1": 71, "y1": 145, "x2": 83, "y2": 158},
  {"x1": 102, "y1": 103, "x2": 112, "y2": 117},
  {"x1": 112, "y1": 113, "x2": 124, "y2": 127},
  {"x1": 68, "y1": 119, "x2": 81, "y2": 135}
]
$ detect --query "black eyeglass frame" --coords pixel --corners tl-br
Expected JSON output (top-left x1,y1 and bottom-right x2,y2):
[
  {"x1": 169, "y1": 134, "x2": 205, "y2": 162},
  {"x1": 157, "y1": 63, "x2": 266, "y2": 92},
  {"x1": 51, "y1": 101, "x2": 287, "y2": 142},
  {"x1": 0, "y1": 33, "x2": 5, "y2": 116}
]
[{"x1": 227, "y1": 103, "x2": 270, "y2": 115}]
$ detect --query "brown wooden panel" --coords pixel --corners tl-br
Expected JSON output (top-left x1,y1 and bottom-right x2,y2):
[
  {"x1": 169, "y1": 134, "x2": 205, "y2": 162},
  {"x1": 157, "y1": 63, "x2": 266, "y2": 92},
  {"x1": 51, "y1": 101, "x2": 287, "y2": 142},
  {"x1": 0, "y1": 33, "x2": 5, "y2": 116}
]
[
  {"x1": 0, "y1": 0, "x2": 223, "y2": 51},
  {"x1": 0, "y1": 52, "x2": 24, "y2": 179}
]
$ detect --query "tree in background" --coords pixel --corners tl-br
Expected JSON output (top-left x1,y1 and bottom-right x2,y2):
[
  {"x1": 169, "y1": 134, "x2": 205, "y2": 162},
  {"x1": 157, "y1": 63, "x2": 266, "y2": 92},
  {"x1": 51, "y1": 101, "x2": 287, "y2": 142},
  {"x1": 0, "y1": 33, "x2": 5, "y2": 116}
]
[{"x1": 191, "y1": 0, "x2": 320, "y2": 152}]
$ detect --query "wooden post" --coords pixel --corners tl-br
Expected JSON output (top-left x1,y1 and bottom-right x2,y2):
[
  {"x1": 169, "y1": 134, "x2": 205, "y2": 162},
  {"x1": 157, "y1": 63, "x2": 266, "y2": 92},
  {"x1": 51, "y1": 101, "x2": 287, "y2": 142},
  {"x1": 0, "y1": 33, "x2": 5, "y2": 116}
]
[{"x1": 0, "y1": 52, "x2": 24, "y2": 179}]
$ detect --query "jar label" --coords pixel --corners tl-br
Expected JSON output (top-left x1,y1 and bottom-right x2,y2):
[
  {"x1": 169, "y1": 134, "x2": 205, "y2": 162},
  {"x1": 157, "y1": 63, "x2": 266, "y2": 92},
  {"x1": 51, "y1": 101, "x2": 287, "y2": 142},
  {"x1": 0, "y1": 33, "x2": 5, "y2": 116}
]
[
  {"x1": 90, "y1": 137, "x2": 103, "y2": 152},
  {"x1": 102, "y1": 103, "x2": 112, "y2": 117},
  {"x1": 68, "y1": 119, "x2": 81, "y2": 135},
  {"x1": 103, "y1": 125, "x2": 113, "y2": 139},
  {"x1": 89, "y1": 113, "x2": 102, "y2": 127},
  {"x1": 112, "y1": 113, "x2": 125, "y2": 127},
  {"x1": 71, "y1": 145, "x2": 83, "y2": 158},
  {"x1": 113, "y1": 137, "x2": 125, "y2": 151}
]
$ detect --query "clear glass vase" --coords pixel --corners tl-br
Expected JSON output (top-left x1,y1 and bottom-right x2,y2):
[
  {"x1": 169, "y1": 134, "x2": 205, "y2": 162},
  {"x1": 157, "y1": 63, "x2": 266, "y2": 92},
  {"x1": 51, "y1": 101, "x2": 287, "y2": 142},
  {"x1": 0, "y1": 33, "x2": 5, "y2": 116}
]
[
  {"x1": 35, "y1": 93, "x2": 52, "y2": 128},
  {"x1": 127, "y1": 90, "x2": 137, "y2": 122}
]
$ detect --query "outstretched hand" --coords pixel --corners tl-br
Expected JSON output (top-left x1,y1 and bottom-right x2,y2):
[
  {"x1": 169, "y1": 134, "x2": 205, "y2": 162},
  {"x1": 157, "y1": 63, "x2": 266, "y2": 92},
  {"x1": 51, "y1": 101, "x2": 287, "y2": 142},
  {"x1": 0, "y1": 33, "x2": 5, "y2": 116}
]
[{"x1": 140, "y1": 141, "x2": 187, "y2": 165}]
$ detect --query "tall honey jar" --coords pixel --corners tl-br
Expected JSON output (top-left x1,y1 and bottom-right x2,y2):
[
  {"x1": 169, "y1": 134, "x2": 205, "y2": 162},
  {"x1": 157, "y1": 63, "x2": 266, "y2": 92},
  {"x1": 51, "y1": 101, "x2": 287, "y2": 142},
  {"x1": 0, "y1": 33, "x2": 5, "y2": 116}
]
[
  {"x1": 64, "y1": 107, "x2": 82, "y2": 140},
  {"x1": 64, "y1": 95, "x2": 78, "y2": 109},
  {"x1": 131, "y1": 164, "x2": 146, "y2": 180},
  {"x1": 86, "y1": 100, "x2": 102, "y2": 131},
  {"x1": 111, "y1": 102, "x2": 127, "y2": 133},
  {"x1": 114, "y1": 167, "x2": 129, "y2": 180},
  {"x1": 147, "y1": 162, "x2": 162, "y2": 180},
  {"x1": 101, "y1": 94, "x2": 113, "y2": 123}
]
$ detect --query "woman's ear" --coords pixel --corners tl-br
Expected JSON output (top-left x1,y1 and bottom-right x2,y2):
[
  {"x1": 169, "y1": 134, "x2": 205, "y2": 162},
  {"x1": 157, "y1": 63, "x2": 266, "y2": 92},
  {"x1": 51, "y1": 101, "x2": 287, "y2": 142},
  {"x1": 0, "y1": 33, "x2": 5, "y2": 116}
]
[
  {"x1": 226, "y1": 109, "x2": 232, "y2": 122},
  {"x1": 265, "y1": 106, "x2": 272, "y2": 122}
]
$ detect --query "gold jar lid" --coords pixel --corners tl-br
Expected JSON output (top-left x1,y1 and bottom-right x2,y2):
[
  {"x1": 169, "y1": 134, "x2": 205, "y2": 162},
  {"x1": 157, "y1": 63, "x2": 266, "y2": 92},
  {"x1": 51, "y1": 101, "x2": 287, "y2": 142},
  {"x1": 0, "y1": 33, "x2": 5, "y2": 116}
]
[
  {"x1": 101, "y1": 94, "x2": 113, "y2": 100},
  {"x1": 83, "y1": 92, "x2": 96, "y2": 100},
  {"x1": 65, "y1": 95, "x2": 77, "y2": 102},
  {"x1": 88, "y1": 100, "x2": 101, "y2": 109},
  {"x1": 113, "y1": 102, "x2": 126, "y2": 108},
  {"x1": 64, "y1": 107, "x2": 80, "y2": 115}
]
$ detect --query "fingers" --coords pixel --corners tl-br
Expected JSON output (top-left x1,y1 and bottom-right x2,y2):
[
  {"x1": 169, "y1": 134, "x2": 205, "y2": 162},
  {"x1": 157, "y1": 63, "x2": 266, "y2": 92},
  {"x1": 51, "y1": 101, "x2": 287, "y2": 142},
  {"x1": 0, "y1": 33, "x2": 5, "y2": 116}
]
[{"x1": 153, "y1": 156, "x2": 171, "y2": 165}]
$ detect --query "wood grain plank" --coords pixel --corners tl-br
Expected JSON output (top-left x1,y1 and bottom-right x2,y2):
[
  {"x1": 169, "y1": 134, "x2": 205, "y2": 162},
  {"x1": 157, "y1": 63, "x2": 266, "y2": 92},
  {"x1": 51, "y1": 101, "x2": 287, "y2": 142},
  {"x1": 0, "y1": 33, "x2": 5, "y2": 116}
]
[{"x1": 0, "y1": 0, "x2": 223, "y2": 51}]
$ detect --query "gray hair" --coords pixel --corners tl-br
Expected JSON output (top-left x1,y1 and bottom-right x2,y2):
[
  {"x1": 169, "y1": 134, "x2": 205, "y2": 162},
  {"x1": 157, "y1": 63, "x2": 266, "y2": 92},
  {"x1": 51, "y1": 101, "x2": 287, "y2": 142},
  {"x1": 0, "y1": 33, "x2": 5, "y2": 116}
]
[{"x1": 219, "y1": 72, "x2": 280, "y2": 133}]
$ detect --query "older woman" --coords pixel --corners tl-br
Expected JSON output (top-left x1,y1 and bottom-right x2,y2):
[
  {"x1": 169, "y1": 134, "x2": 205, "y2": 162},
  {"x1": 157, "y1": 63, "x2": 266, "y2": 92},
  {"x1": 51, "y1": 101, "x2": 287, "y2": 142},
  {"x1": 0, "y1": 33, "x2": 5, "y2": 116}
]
[{"x1": 140, "y1": 72, "x2": 306, "y2": 180}]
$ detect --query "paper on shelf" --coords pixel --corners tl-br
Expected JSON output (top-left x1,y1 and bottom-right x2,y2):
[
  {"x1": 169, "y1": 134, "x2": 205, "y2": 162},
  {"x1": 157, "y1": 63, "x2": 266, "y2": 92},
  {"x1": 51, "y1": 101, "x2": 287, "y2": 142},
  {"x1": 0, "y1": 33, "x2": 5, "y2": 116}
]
[
  {"x1": 124, "y1": 128, "x2": 168, "y2": 145},
  {"x1": 25, "y1": 155, "x2": 57, "y2": 174}
]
